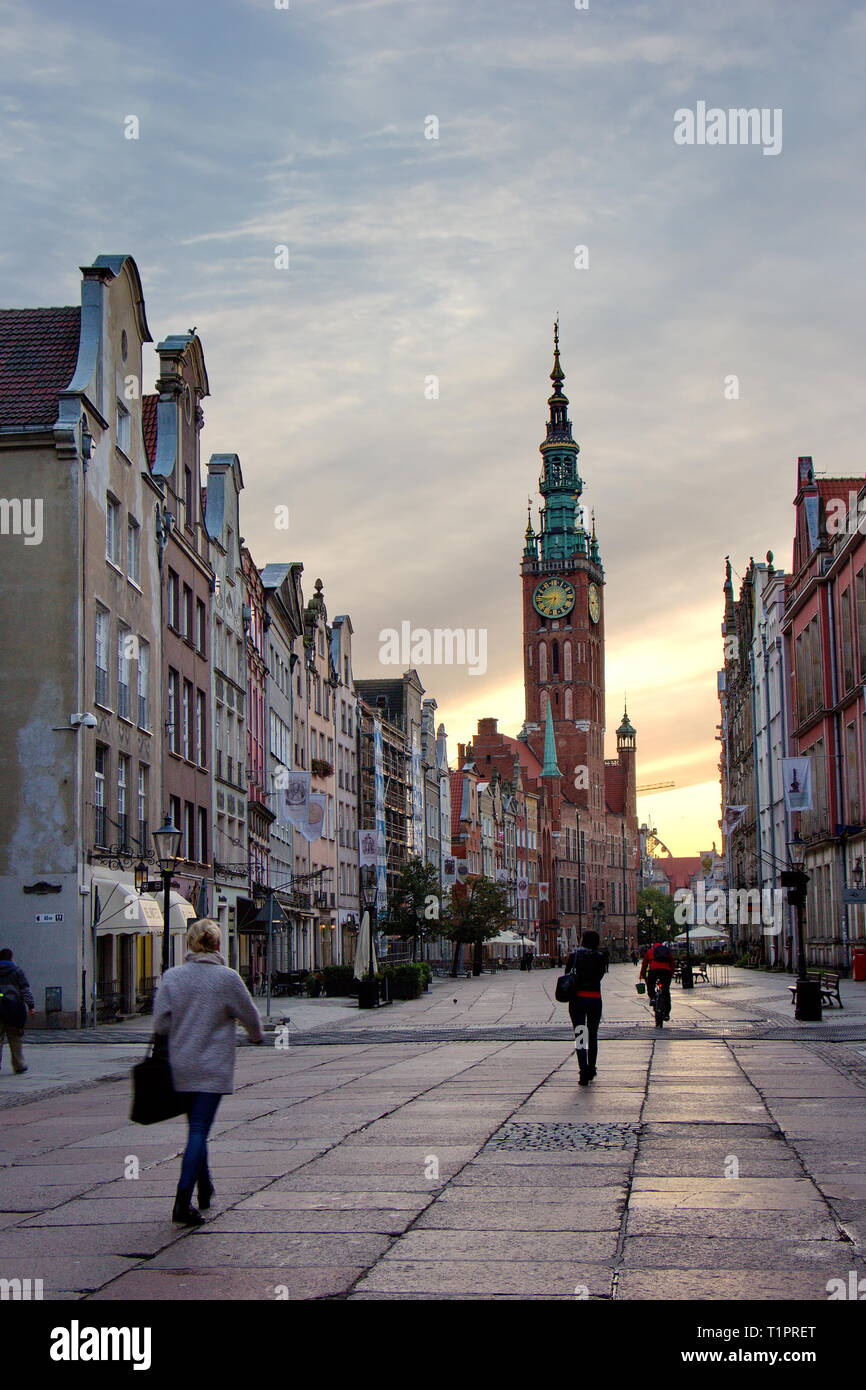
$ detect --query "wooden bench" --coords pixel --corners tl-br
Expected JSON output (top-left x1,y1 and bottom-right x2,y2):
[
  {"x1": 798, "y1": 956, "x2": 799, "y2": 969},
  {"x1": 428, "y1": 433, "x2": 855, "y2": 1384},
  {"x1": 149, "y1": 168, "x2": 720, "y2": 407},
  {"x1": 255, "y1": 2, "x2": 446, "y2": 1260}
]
[
  {"x1": 673, "y1": 963, "x2": 709, "y2": 984},
  {"x1": 789, "y1": 969, "x2": 843, "y2": 1008}
]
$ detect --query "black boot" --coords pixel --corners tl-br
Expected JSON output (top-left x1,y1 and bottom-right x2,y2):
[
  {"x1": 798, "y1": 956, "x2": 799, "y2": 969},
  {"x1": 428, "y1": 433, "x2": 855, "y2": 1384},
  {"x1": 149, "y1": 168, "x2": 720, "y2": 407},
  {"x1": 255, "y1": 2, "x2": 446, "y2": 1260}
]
[
  {"x1": 197, "y1": 1174, "x2": 214, "y2": 1210},
  {"x1": 172, "y1": 1190, "x2": 204, "y2": 1226}
]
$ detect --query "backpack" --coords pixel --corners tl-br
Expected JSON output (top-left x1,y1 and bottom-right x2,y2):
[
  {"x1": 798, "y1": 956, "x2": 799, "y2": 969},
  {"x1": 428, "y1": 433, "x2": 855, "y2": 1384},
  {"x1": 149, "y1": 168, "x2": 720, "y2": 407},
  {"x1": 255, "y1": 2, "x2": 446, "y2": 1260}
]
[
  {"x1": 0, "y1": 976, "x2": 26, "y2": 1028},
  {"x1": 653, "y1": 943, "x2": 673, "y2": 965}
]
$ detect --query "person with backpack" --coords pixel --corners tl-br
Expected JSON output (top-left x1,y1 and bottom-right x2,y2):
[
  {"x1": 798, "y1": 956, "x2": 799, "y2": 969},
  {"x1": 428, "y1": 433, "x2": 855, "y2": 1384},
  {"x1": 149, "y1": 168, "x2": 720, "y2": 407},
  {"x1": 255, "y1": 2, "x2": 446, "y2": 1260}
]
[
  {"x1": 561, "y1": 930, "x2": 609, "y2": 1086},
  {"x1": 0, "y1": 948, "x2": 35, "y2": 1074},
  {"x1": 640, "y1": 941, "x2": 675, "y2": 1019}
]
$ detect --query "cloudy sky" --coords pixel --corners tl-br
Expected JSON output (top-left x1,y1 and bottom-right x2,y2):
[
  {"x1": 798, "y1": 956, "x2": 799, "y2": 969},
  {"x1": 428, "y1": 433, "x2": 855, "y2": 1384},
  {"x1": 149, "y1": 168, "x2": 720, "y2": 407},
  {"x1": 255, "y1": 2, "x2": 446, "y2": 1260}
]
[{"x1": 2, "y1": 0, "x2": 865, "y2": 853}]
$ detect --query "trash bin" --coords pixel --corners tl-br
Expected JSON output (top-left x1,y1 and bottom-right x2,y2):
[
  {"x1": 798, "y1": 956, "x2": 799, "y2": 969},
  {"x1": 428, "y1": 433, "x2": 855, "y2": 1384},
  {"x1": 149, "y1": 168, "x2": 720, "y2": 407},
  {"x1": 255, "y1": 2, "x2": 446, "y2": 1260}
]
[
  {"x1": 793, "y1": 977, "x2": 823, "y2": 1021},
  {"x1": 853, "y1": 947, "x2": 866, "y2": 982},
  {"x1": 357, "y1": 977, "x2": 380, "y2": 1010},
  {"x1": 680, "y1": 963, "x2": 694, "y2": 990}
]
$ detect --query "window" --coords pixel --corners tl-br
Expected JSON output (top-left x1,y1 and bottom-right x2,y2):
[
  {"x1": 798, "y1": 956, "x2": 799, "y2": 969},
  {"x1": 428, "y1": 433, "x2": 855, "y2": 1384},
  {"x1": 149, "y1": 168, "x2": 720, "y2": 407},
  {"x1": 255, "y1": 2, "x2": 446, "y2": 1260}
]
[
  {"x1": 94, "y1": 746, "x2": 107, "y2": 846},
  {"x1": 552, "y1": 641, "x2": 560, "y2": 676},
  {"x1": 137, "y1": 640, "x2": 150, "y2": 729},
  {"x1": 169, "y1": 796, "x2": 182, "y2": 843},
  {"x1": 857, "y1": 570, "x2": 866, "y2": 681},
  {"x1": 137, "y1": 765, "x2": 148, "y2": 850},
  {"x1": 118, "y1": 755, "x2": 129, "y2": 850},
  {"x1": 106, "y1": 496, "x2": 121, "y2": 565},
  {"x1": 183, "y1": 680, "x2": 192, "y2": 760},
  {"x1": 184, "y1": 802, "x2": 195, "y2": 861},
  {"x1": 196, "y1": 689, "x2": 206, "y2": 767},
  {"x1": 564, "y1": 641, "x2": 572, "y2": 681},
  {"x1": 168, "y1": 668, "x2": 180, "y2": 753},
  {"x1": 127, "y1": 517, "x2": 140, "y2": 585},
  {"x1": 95, "y1": 608, "x2": 109, "y2": 706},
  {"x1": 184, "y1": 467, "x2": 194, "y2": 528},
  {"x1": 117, "y1": 625, "x2": 131, "y2": 719},
  {"x1": 116, "y1": 400, "x2": 131, "y2": 454},
  {"x1": 183, "y1": 584, "x2": 193, "y2": 641},
  {"x1": 167, "y1": 570, "x2": 179, "y2": 630},
  {"x1": 197, "y1": 599, "x2": 207, "y2": 655},
  {"x1": 842, "y1": 588, "x2": 855, "y2": 691},
  {"x1": 198, "y1": 807, "x2": 208, "y2": 865},
  {"x1": 539, "y1": 643, "x2": 548, "y2": 682}
]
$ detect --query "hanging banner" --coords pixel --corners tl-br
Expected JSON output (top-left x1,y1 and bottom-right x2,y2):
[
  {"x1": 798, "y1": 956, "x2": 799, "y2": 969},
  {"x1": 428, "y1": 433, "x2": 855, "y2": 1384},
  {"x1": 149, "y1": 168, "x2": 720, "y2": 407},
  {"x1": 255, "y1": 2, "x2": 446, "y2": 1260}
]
[
  {"x1": 443, "y1": 855, "x2": 458, "y2": 885},
  {"x1": 495, "y1": 868, "x2": 509, "y2": 884},
  {"x1": 359, "y1": 828, "x2": 382, "y2": 866},
  {"x1": 411, "y1": 735, "x2": 424, "y2": 857},
  {"x1": 517, "y1": 876, "x2": 529, "y2": 901},
  {"x1": 373, "y1": 722, "x2": 388, "y2": 916},
  {"x1": 721, "y1": 804, "x2": 748, "y2": 835},
  {"x1": 296, "y1": 792, "x2": 326, "y2": 843},
  {"x1": 539, "y1": 882, "x2": 549, "y2": 902},
  {"x1": 782, "y1": 757, "x2": 813, "y2": 812},
  {"x1": 455, "y1": 860, "x2": 470, "y2": 882},
  {"x1": 279, "y1": 771, "x2": 310, "y2": 829}
]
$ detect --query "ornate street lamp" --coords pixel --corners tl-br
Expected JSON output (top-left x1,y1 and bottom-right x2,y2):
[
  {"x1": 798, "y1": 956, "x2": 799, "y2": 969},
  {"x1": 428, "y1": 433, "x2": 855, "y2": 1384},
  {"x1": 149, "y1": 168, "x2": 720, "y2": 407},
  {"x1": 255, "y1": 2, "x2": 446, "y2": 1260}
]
[
  {"x1": 133, "y1": 859, "x2": 149, "y2": 895},
  {"x1": 153, "y1": 815, "x2": 181, "y2": 975},
  {"x1": 784, "y1": 832, "x2": 821, "y2": 1020}
]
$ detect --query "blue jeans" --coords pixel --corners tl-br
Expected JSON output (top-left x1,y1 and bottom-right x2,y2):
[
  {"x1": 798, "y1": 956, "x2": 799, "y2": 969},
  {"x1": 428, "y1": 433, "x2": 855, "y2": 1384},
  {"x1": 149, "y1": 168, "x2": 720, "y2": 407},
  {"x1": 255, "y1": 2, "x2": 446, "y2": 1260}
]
[{"x1": 177, "y1": 1092, "x2": 222, "y2": 1199}]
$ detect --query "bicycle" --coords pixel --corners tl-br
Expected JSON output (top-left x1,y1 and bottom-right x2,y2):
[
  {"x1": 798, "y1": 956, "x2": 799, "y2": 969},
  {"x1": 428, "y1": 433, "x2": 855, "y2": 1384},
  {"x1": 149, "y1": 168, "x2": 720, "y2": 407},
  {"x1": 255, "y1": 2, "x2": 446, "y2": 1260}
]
[{"x1": 650, "y1": 978, "x2": 671, "y2": 1029}]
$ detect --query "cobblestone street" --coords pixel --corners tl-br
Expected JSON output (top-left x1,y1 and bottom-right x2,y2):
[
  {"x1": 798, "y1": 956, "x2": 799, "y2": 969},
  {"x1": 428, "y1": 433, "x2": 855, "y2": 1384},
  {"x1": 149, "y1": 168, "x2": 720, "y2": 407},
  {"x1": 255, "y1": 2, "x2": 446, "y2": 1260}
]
[{"x1": 2, "y1": 965, "x2": 865, "y2": 1301}]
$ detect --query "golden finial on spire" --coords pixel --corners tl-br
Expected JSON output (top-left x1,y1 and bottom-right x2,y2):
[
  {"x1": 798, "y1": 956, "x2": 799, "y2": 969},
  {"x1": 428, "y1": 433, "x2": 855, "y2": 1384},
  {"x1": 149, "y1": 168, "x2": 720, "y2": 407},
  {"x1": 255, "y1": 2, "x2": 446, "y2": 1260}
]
[{"x1": 551, "y1": 316, "x2": 563, "y2": 385}]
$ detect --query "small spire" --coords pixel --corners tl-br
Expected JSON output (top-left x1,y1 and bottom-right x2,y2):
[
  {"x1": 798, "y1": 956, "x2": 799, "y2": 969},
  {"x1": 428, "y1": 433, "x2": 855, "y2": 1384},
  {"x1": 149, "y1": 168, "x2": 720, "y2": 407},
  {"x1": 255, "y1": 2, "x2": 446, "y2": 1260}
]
[
  {"x1": 540, "y1": 699, "x2": 562, "y2": 779},
  {"x1": 550, "y1": 317, "x2": 564, "y2": 389}
]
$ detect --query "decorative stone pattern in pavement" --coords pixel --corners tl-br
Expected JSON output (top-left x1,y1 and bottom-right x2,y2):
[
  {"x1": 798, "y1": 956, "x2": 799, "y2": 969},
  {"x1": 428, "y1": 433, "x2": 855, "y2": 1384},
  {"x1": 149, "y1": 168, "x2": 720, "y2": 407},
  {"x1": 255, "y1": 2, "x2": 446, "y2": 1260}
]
[{"x1": 485, "y1": 1121, "x2": 640, "y2": 1152}]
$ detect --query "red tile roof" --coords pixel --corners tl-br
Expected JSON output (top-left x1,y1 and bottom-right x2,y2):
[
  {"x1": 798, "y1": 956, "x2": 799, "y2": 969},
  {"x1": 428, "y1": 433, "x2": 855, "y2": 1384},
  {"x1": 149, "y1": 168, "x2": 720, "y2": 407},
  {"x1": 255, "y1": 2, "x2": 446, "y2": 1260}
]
[
  {"x1": 652, "y1": 856, "x2": 704, "y2": 891},
  {"x1": 142, "y1": 393, "x2": 158, "y2": 465},
  {"x1": 0, "y1": 308, "x2": 81, "y2": 429}
]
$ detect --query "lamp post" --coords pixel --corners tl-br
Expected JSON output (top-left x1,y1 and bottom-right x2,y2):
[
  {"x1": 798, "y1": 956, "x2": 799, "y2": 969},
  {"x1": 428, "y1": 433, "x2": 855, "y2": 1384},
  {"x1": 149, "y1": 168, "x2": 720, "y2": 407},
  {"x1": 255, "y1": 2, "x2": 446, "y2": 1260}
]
[
  {"x1": 784, "y1": 833, "x2": 821, "y2": 1021},
  {"x1": 152, "y1": 816, "x2": 181, "y2": 975},
  {"x1": 358, "y1": 866, "x2": 380, "y2": 1009}
]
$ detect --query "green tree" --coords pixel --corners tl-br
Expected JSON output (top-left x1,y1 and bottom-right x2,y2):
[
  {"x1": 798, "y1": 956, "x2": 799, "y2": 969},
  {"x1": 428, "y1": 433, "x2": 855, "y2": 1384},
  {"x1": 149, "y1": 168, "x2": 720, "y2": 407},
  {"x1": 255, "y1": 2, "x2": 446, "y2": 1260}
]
[
  {"x1": 443, "y1": 875, "x2": 511, "y2": 977},
  {"x1": 637, "y1": 887, "x2": 677, "y2": 946},
  {"x1": 386, "y1": 856, "x2": 441, "y2": 961}
]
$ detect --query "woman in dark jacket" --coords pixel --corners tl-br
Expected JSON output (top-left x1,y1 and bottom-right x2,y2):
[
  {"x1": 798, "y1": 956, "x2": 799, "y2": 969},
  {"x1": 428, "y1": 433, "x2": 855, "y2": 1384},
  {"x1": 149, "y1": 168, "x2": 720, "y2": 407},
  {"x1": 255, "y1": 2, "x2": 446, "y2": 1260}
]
[{"x1": 563, "y1": 930, "x2": 609, "y2": 1086}]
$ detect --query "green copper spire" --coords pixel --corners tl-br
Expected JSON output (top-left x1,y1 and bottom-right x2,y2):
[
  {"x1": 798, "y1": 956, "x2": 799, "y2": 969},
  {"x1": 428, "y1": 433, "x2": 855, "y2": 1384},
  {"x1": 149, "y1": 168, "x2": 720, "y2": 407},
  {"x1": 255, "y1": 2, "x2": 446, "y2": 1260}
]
[
  {"x1": 541, "y1": 699, "x2": 562, "y2": 778},
  {"x1": 537, "y1": 322, "x2": 587, "y2": 564}
]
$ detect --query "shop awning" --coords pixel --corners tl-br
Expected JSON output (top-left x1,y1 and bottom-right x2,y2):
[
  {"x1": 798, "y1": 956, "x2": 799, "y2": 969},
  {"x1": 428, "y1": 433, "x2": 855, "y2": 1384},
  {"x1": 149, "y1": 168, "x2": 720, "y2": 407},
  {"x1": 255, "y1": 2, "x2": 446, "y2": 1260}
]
[{"x1": 92, "y1": 877, "x2": 164, "y2": 933}]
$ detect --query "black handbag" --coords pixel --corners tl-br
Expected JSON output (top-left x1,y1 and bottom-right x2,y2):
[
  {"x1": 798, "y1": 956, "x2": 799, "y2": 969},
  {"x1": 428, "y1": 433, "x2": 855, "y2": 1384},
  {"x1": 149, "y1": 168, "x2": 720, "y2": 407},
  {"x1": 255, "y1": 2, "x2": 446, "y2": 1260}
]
[
  {"x1": 130, "y1": 1034, "x2": 187, "y2": 1125},
  {"x1": 555, "y1": 955, "x2": 578, "y2": 1003}
]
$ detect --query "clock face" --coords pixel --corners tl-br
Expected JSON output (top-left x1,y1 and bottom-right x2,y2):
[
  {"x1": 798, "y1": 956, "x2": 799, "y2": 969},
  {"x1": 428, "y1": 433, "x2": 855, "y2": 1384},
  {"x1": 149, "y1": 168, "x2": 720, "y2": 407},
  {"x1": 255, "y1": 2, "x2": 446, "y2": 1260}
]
[
  {"x1": 588, "y1": 583, "x2": 601, "y2": 624},
  {"x1": 533, "y1": 577, "x2": 575, "y2": 619}
]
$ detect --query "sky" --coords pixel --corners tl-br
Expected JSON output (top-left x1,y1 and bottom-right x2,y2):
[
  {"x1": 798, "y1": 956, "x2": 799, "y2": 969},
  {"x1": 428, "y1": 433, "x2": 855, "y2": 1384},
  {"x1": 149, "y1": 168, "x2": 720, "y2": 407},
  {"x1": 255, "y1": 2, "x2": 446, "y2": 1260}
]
[{"x1": 2, "y1": 0, "x2": 865, "y2": 854}]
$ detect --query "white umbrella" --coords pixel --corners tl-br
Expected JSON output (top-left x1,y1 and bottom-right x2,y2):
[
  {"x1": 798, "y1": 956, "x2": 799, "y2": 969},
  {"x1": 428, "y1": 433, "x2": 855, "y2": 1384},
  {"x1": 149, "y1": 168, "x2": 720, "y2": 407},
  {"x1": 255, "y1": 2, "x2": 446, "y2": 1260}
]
[
  {"x1": 353, "y1": 909, "x2": 378, "y2": 980},
  {"x1": 673, "y1": 925, "x2": 730, "y2": 942}
]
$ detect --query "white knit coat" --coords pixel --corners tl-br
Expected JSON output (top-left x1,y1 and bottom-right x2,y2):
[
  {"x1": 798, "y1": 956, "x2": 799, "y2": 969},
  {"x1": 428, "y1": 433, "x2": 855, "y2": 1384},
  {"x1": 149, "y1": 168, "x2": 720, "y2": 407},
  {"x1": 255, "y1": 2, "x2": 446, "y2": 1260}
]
[{"x1": 152, "y1": 951, "x2": 264, "y2": 1094}]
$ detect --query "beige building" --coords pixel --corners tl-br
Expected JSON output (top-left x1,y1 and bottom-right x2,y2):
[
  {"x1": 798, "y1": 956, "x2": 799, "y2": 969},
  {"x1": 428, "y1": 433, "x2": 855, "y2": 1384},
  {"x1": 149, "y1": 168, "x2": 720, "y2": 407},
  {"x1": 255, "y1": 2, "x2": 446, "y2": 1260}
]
[{"x1": 0, "y1": 255, "x2": 165, "y2": 1025}]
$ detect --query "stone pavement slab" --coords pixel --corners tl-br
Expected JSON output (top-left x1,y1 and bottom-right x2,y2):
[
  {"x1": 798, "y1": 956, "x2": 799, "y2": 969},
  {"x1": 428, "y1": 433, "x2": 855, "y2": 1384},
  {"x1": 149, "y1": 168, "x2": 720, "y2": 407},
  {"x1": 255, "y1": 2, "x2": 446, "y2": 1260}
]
[{"x1": 1, "y1": 966, "x2": 864, "y2": 1303}]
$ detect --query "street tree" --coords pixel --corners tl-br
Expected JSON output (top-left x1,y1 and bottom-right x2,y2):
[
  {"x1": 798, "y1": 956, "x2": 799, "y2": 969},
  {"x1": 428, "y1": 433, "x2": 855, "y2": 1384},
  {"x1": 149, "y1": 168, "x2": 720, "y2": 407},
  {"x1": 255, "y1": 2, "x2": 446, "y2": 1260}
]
[
  {"x1": 637, "y1": 887, "x2": 677, "y2": 946},
  {"x1": 443, "y1": 875, "x2": 510, "y2": 977},
  {"x1": 386, "y1": 856, "x2": 441, "y2": 961}
]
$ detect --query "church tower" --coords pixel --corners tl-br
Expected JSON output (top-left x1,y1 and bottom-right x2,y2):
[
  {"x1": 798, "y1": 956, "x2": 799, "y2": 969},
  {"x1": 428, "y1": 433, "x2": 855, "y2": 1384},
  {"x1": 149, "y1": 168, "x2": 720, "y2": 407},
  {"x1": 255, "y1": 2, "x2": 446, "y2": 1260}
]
[{"x1": 520, "y1": 323, "x2": 606, "y2": 819}]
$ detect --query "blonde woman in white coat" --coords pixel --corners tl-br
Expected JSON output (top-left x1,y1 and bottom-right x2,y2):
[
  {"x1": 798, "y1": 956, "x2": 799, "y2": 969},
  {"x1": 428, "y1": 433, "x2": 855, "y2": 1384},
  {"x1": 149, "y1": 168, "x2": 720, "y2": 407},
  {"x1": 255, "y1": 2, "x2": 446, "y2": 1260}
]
[{"x1": 153, "y1": 919, "x2": 264, "y2": 1225}]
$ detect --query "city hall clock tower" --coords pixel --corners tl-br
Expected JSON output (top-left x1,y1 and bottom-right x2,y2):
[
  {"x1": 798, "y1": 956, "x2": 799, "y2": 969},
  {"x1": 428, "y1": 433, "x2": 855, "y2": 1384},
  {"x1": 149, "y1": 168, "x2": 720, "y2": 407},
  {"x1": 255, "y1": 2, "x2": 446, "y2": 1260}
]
[{"x1": 520, "y1": 323, "x2": 606, "y2": 813}]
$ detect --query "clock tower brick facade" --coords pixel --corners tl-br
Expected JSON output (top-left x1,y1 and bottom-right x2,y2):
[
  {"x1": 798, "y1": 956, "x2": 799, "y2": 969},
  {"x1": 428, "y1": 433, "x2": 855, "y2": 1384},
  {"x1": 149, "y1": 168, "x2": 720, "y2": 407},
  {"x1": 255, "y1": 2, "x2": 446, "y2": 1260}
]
[{"x1": 519, "y1": 325, "x2": 639, "y2": 955}]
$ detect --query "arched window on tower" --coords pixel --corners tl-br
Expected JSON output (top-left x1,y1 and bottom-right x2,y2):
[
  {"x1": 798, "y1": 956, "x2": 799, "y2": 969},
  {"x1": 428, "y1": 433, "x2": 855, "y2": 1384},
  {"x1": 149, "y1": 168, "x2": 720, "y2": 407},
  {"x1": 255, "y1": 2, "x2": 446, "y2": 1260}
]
[
  {"x1": 564, "y1": 688, "x2": 573, "y2": 720},
  {"x1": 552, "y1": 641, "x2": 559, "y2": 676},
  {"x1": 540, "y1": 689, "x2": 548, "y2": 719},
  {"x1": 564, "y1": 641, "x2": 572, "y2": 681},
  {"x1": 539, "y1": 643, "x2": 548, "y2": 682},
  {"x1": 554, "y1": 689, "x2": 560, "y2": 710}
]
